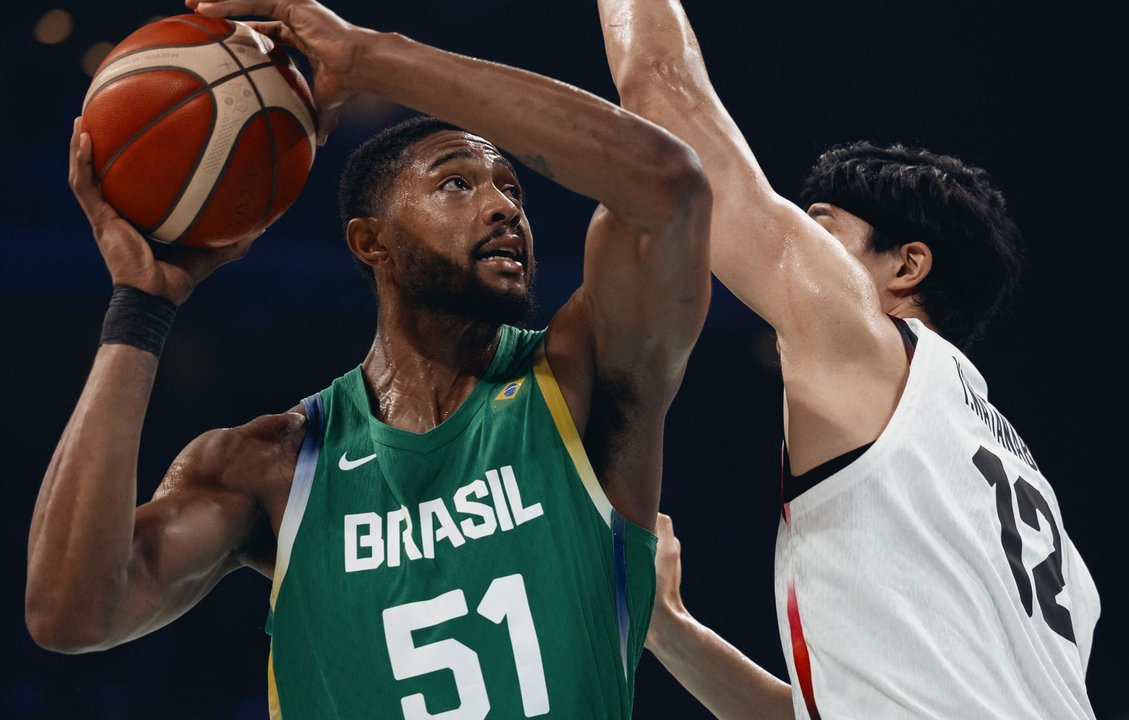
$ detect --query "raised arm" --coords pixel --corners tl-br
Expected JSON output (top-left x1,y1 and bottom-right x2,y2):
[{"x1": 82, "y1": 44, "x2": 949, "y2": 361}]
[
  {"x1": 25, "y1": 120, "x2": 278, "y2": 653},
  {"x1": 596, "y1": 0, "x2": 871, "y2": 327},
  {"x1": 596, "y1": 0, "x2": 908, "y2": 475},
  {"x1": 189, "y1": 0, "x2": 705, "y2": 237},
  {"x1": 189, "y1": 0, "x2": 714, "y2": 529}
]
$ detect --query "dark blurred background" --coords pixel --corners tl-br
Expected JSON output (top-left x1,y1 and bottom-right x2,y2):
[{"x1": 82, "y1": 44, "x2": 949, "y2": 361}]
[{"x1": 3, "y1": 1, "x2": 1125, "y2": 718}]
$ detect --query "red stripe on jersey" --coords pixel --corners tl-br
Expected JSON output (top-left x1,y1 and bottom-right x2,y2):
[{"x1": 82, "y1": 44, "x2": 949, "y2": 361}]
[{"x1": 787, "y1": 581, "x2": 822, "y2": 720}]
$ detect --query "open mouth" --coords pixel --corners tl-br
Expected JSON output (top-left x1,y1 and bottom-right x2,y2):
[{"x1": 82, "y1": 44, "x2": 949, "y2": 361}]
[{"x1": 474, "y1": 233, "x2": 526, "y2": 273}]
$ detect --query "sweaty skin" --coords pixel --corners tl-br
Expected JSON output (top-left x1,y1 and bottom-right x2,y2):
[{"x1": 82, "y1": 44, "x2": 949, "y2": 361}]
[
  {"x1": 597, "y1": 0, "x2": 928, "y2": 477},
  {"x1": 595, "y1": 0, "x2": 939, "y2": 717},
  {"x1": 26, "y1": 0, "x2": 712, "y2": 654}
]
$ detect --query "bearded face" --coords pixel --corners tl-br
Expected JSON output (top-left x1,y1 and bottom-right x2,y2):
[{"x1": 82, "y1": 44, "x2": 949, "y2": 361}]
[
  {"x1": 395, "y1": 220, "x2": 536, "y2": 326},
  {"x1": 359, "y1": 130, "x2": 538, "y2": 326}
]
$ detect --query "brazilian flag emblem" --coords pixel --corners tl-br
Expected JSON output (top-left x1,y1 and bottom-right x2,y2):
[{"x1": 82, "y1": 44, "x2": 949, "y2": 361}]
[{"x1": 495, "y1": 378, "x2": 525, "y2": 401}]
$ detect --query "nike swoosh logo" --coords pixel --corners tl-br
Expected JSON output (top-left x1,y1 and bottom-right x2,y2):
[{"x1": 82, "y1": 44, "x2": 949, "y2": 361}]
[{"x1": 338, "y1": 452, "x2": 377, "y2": 471}]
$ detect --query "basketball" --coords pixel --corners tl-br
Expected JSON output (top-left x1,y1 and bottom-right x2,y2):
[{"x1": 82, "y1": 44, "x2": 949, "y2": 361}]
[{"x1": 81, "y1": 14, "x2": 317, "y2": 247}]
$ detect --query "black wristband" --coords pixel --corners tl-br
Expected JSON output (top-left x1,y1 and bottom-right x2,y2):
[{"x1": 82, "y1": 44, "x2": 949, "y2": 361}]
[{"x1": 100, "y1": 285, "x2": 178, "y2": 358}]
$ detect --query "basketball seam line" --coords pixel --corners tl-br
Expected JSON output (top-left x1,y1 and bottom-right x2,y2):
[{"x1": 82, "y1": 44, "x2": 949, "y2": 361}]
[
  {"x1": 94, "y1": 62, "x2": 277, "y2": 180},
  {"x1": 171, "y1": 117, "x2": 270, "y2": 243},
  {"x1": 94, "y1": 62, "x2": 277, "y2": 237},
  {"x1": 166, "y1": 15, "x2": 237, "y2": 41},
  {"x1": 173, "y1": 24, "x2": 280, "y2": 243},
  {"x1": 87, "y1": 15, "x2": 235, "y2": 97},
  {"x1": 94, "y1": 63, "x2": 210, "y2": 201}
]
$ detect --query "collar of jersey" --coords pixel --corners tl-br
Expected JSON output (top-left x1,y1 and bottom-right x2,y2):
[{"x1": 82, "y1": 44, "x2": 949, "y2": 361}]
[{"x1": 342, "y1": 324, "x2": 520, "y2": 453}]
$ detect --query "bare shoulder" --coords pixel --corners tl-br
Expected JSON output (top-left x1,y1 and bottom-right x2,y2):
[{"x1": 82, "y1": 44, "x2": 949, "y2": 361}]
[
  {"x1": 781, "y1": 315, "x2": 911, "y2": 475},
  {"x1": 142, "y1": 406, "x2": 310, "y2": 576},
  {"x1": 153, "y1": 406, "x2": 308, "y2": 504}
]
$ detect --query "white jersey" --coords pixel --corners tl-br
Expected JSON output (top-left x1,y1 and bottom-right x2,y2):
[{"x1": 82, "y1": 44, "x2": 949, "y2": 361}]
[{"x1": 774, "y1": 319, "x2": 1099, "y2": 720}]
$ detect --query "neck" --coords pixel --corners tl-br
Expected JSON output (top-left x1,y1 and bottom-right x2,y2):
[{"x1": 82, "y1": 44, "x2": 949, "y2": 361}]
[
  {"x1": 362, "y1": 299, "x2": 502, "y2": 433},
  {"x1": 885, "y1": 295, "x2": 935, "y2": 332}
]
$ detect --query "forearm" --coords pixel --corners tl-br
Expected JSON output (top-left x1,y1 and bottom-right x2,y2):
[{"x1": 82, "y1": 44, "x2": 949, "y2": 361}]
[
  {"x1": 596, "y1": 0, "x2": 821, "y2": 325},
  {"x1": 597, "y1": 0, "x2": 754, "y2": 176},
  {"x1": 350, "y1": 29, "x2": 702, "y2": 230},
  {"x1": 649, "y1": 609, "x2": 793, "y2": 720},
  {"x1": 26, "y1": 343, "x2": 157, "y2": 650}
]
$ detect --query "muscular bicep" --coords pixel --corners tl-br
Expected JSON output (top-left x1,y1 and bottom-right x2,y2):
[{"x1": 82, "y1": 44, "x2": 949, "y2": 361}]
[
  {"x1": 695, "y1": 142, "x2": 881, "y2": 340},
  {"x1": 121, "y1": 486, "x2": 259, "y2": 641},
  {"x1": 620, "y1": 75, "x2": 889, "y2": 354},
  {"x1": 671, "y1": 142, "x2": 912, "y2": 473},
  {"x1": 116, "y1": 429, "x2": 277, "y2": 644}
]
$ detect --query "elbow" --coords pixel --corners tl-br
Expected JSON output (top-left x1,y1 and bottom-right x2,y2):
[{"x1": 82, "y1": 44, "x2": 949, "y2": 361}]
[
  {"x1": 27, "y1": 623, "x2": 82, "y2": 655},
  {"x1": 648, "y1": 139, "x2": 712, "y2": 225},
  {"x1": 26, "y1": 588, "x2": 113, "y2": 654},
  {"x1": 26, "y1": 612, "x2": 87, "y2": 654},
  {"x1": 602, "y1": 108, "x2": 711, "y2": 232}
]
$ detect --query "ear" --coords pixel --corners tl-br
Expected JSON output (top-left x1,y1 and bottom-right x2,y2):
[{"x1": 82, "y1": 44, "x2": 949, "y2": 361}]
[
  {"x1": 347, "y1": 217, "x2": 390, "y2": 272},
  {"x1": 889, "y1": 241, "x2": 933, "y2": 295}
]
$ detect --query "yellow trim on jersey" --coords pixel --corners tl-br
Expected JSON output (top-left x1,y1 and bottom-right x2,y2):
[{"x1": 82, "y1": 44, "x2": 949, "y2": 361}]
[
  {"x1": 533, "y1": 342, "x2": 614, "y2": 528},
  {"x1": 268, "y1": 645, "x2": 283, "y2": 719},
  {"x1": 269, "y1": 547, "x2": 289, "y2": 609}
]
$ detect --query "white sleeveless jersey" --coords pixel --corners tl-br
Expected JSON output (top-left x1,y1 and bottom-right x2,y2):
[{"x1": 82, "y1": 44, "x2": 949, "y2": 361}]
[{"x1": 774, "y1": 319, "x2": 1099, "y2": 719}]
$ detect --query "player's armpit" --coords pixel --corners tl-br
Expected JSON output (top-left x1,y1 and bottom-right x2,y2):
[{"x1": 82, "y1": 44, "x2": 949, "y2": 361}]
[{"x1": 544, "y1": 175, "x2": 710, "y2": 530}]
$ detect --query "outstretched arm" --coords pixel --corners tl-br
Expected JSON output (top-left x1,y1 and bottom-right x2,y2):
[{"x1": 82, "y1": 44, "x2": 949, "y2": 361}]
[
  {"x1": 189, "y1": 0, "x2": 713, "y2": 529},
  {"x1": 189, "y1": 0, "x2": 704, "y2": 238},
  {"x1": 597, "y1": 0, "x2": 865, "y2": 327},
  {"x1": 25, "y1": 120, "x2": 276, "y2": 653},
  {"x1": 647, "y1": 515, "x2": 793, "y2": 720},
  {"x1": 596, "y1": 0, "x2": 907, "y2": 475}
]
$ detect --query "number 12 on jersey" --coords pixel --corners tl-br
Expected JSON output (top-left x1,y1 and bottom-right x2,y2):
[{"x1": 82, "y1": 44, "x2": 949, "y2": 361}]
[
  {"x1": 973, "y1": 446, "x2": 1076, "y2": 643},
  {"x1": 383, "y1": 573, "x2": 550, "y2": 719}
]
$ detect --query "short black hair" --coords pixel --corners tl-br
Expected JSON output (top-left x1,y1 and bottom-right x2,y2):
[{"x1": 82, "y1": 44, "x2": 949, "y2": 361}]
[
  {"x1": 800, "y1": 142, "x2": 1022, "y2": 350},
  {"x1": 338, "y1": 115, "x2": 464, "y2": 283}
]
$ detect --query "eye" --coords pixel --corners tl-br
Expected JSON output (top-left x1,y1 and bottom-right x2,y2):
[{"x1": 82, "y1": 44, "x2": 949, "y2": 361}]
[
  {"x1": 441, "y1": 177, "x2": 470, "y2": 191},
  {"x1": 503, "y1": 185, "x2": 523, "y2": 202}
]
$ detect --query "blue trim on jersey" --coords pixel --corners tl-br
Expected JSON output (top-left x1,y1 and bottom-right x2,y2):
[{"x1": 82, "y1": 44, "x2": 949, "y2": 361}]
[
  {"x1": 299, "y1": 393, "x2": 324, "y2": 449},
  {"x1": 612, "y1": 511, "x2": 630, "y2": 679},
  {"x1": 269, "y1": 392, "x2": 326, "y2": 616},
  {"x1": 294, "y1": 393, "x2": 325, "y2": 500}
]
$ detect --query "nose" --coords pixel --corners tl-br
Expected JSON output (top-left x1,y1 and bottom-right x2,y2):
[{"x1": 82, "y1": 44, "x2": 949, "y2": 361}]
[{"x1": 481, "y1": 184, "x2": 519, "y2": 227}]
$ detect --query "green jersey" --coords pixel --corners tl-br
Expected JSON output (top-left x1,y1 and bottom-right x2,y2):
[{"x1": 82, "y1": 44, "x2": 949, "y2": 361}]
[{"x1": 266, "y1": 326, "x2": 657, "y2": 719}]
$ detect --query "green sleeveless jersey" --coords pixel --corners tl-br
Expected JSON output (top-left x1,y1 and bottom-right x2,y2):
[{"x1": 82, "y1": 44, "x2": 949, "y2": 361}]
[{"x1": 266, "y1": 326, "x2": 657, "y2": 719}]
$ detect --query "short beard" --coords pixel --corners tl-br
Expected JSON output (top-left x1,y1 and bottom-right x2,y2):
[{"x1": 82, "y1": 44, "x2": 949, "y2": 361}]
[{"x1": 399, "y1": 238, "x2": 536, "y2": 326}]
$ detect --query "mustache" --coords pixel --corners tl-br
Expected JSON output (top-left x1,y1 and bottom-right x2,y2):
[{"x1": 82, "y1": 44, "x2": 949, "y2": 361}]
[{"x1": 471, "y1": 220, "x2": 527, "y2": 258}]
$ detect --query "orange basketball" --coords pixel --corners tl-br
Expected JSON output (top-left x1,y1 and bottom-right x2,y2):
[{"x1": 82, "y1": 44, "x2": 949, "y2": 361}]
[{"x1": 81, "y1": 14, "x2": 317, "y2": 247}]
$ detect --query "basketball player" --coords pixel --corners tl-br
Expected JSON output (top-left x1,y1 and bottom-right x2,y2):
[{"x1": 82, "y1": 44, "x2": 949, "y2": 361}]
[
  {"x1": 25, "y1": 1, "x2": 713, "y2": 717},
  {"x1": 595, "y1": 0, "x2": 1099, "y2": 718}
]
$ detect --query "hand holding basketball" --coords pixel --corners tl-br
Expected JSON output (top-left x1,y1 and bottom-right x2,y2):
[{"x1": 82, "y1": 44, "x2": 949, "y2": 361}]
[
  {"x1": 188, "y1": 0, "x2": 361, "y2": 144},
  {"x1": 70, "y1": 118, "x2": 256, "y2": 306},
  {"x1": 82, "y1": 14, "x2": 317, "y2": 247}
]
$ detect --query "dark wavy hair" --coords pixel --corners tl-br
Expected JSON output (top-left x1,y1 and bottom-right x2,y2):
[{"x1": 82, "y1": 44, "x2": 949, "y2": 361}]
[
  {"x1": 800, "y1": 142, "x2": 1022, "y2": 350},
  {"x1": 338, "y1": 115, "x2": 463, "y2": 284}
]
